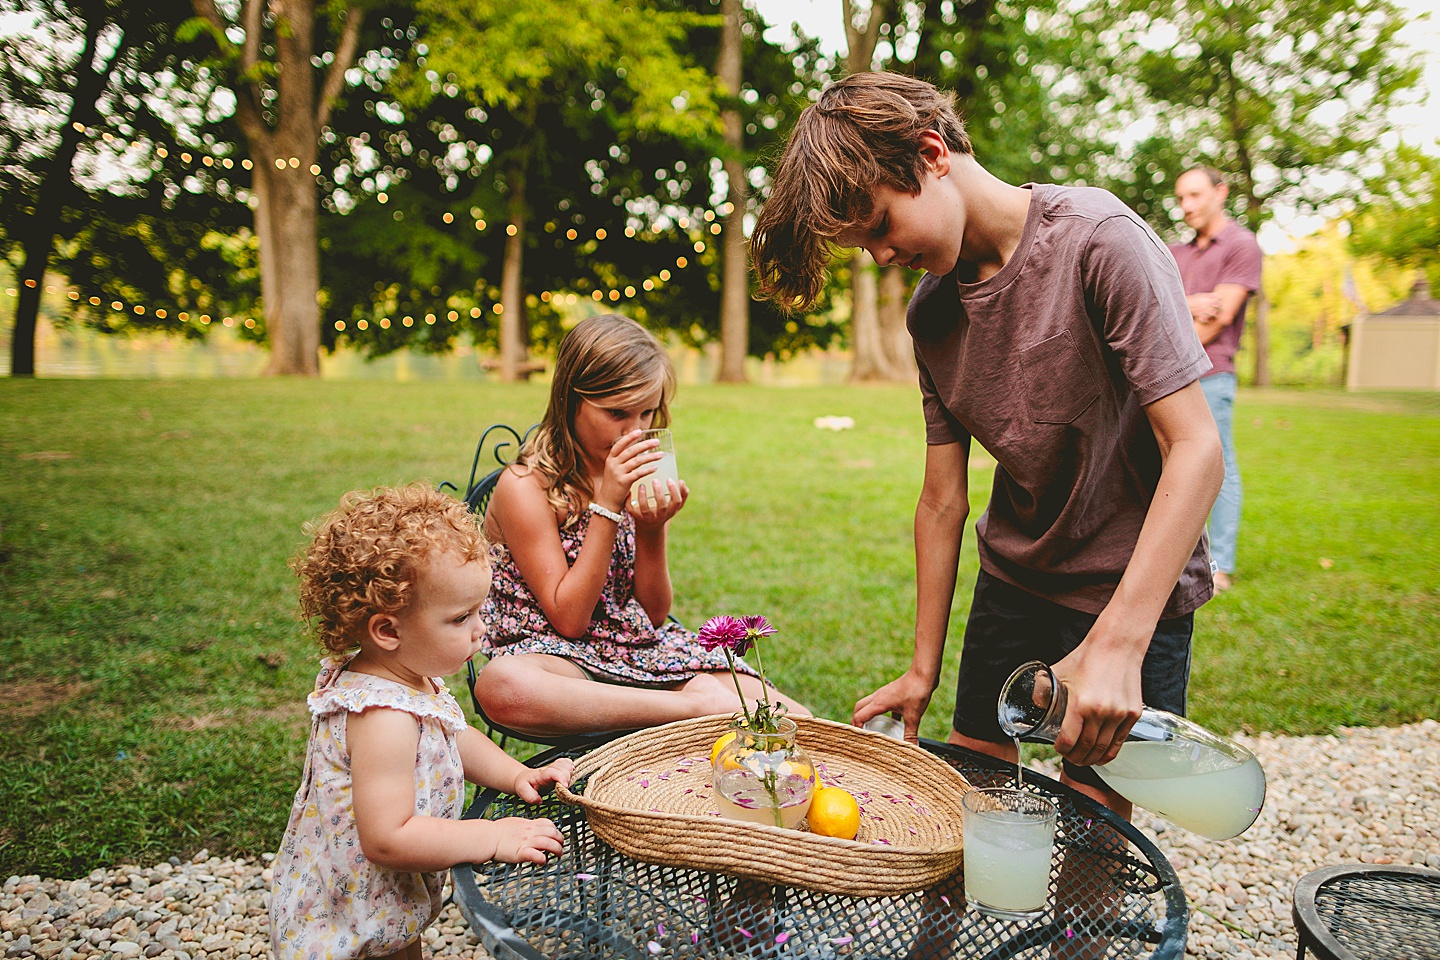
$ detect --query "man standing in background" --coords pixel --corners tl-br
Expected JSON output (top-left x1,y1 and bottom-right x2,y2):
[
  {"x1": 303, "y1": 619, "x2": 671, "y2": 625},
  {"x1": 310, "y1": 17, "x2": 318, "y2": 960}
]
[{"x1": 1170, "y1": 167, "x2": 1263, "y2": 592}]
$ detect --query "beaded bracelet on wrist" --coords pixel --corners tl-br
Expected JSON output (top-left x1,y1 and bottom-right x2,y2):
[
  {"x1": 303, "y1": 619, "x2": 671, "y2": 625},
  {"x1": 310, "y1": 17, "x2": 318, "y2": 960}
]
[{"x1": 587, "y1": 501, "x2": 624, "y2": 523}]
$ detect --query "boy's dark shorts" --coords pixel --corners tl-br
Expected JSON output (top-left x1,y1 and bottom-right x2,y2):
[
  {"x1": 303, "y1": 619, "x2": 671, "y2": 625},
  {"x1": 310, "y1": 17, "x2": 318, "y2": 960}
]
[{"x1": 952, "y1": 570, "x2": 1194, "y2": 792}]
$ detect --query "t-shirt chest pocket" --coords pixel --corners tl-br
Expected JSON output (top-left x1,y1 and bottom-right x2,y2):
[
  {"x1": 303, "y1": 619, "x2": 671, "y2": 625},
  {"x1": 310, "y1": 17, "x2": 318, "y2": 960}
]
[{"x1": 1017, "y1": 331, "x2": 1101, "y2": 424}]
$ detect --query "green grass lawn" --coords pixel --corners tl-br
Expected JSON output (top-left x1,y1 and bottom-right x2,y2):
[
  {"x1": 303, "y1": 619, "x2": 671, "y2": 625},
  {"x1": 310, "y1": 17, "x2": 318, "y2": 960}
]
[{"x1": 1, "y1": 380, "x2": 1437, "y2": 877}]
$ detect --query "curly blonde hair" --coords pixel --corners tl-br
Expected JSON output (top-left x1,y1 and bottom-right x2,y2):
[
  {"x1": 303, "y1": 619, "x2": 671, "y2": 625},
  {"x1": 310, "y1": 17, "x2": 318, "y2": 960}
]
[
  {"x1": 751, "y1": 71, "x2": 973, "y2": 311},
  {"x1": 292, "y1": 484, "x2": 489, "y2": 655},
  {"x1": 516, "y1": 314, "x2": 676, "y2": 524}
]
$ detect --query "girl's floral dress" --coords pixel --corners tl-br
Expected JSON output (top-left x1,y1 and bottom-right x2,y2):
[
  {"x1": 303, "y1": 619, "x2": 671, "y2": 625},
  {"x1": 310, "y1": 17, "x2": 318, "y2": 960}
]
[
  {"x1": 481, "y1": 509, "x2": 758, "y2": 685},
  {"x1": 270, "y1": 656, "x2": 467, "y2": 960}
]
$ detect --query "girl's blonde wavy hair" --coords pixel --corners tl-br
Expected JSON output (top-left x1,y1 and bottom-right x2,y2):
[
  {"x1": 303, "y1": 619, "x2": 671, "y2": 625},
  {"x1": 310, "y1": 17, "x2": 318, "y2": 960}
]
[
  {"x1": 516, "y1": 314, "x2": 676, "y2": 523},
  {"x1": 292, "y1": 484, "x2": 489, "y2": 655}
]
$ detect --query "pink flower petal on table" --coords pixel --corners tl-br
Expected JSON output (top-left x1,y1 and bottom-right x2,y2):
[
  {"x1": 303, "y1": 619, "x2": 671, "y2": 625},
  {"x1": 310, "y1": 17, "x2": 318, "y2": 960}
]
[
  {"x1": 940, "y1": 895, "x2": 951, "y2": 907},
  {"x1": 691, "y1": 932, "x2": 699, "y2": 944},
  {"x1": 647, "y1": 941, "x2": 662, "y2": 955},
  {"x1": 682, "y1": 788, "x2": 693, "y2": 795},
  {"x1": 831, "y1": 935, "x2": 854, "y2": 945},
  {"x1": 575, "y1": 873, "x2": 596, "y2": 881},
  {"x1": 868, "y1": 918, "x2": 880, "y2": 927},
  {"x1": 738, "y1": 927, "x2": 754, "y2": 938},
  {"x1": 1066, "y1": 927, "x2": 1075, "y2": 939},
  {"x1": 775, "y1": 932, "x2": 790, "y2": 944},
  {"x1": 657, "y1": 923, "x2": 665, "y2": 936}
]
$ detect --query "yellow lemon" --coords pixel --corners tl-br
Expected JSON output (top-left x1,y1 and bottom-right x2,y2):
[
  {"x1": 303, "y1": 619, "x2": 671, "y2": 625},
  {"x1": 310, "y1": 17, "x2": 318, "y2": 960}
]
[
  {"x1": 807, "y1": 786, "x2": 861, "y2": 840},
  {"x1": 710, "y1": 731, "x2": 739, "y2": 766}
]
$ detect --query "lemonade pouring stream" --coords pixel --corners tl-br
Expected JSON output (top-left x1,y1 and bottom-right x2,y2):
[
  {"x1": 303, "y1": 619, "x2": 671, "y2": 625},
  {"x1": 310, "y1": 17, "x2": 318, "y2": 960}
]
[
  {"x1": 998, "y1": 661, "x2": 1266, "y2": 840},
  {"x1": 699, "y1": 615, "x2": 816, "y2": 829}
]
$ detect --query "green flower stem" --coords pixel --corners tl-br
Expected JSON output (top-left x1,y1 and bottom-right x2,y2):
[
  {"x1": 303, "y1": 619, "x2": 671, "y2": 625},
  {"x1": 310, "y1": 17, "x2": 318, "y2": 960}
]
[
  {"x1": 722, "y1": 648, "x2": 754, "y2": 729},
  {"x1": 749, "y1": 638, "x2": 774, "y2": 715},
  {"x1": 765, "y1": 768, "x2": 783, "y2": 827}
]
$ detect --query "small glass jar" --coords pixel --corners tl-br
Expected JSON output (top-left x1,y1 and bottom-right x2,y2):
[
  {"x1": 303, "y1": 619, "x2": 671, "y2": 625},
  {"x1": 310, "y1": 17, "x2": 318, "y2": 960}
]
[{"x1": 711, "y1": 716, "x2": 816, "y2": 829}]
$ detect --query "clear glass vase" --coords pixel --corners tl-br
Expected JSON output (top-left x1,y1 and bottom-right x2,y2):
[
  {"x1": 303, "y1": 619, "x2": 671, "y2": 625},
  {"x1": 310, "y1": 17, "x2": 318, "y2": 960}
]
[{"x1": 711, "y1": 716, "x2": 816, "y2": 829}]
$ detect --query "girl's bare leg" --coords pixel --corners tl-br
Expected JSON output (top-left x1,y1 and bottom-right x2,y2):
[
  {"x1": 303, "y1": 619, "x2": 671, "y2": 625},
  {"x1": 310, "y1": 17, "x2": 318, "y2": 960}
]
[{"x1": 475, "y1": 655, "x2": 746, "y2": 737}]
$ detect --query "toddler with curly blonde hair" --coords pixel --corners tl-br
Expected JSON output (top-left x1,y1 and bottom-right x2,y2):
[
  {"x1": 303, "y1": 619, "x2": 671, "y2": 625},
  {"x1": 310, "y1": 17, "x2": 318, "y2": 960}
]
[{"x1": 271, "y1": 484, "x2": 573, "y2": 960}]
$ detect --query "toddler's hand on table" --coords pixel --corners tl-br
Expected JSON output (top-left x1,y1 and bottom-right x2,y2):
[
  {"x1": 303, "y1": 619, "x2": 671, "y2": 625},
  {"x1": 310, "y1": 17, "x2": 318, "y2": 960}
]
[
  {"x1": 490, "y1": 816, "x2": 564, "y2": 864},
  {"x1": 512, "y1": 757, "x2": 576, "y2": 803}
]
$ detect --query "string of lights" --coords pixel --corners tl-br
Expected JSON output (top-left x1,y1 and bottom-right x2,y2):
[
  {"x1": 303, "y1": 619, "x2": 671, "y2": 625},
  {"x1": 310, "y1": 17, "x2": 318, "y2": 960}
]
[{"x1": 32, "y1": 124, "x2": 726, "y2": 330}]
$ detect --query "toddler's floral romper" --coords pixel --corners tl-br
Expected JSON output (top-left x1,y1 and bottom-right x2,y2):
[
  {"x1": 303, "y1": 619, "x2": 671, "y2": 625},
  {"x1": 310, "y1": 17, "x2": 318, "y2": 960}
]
[{"x1": 270, "y1": 656, "x2": 467, "y2": 960}]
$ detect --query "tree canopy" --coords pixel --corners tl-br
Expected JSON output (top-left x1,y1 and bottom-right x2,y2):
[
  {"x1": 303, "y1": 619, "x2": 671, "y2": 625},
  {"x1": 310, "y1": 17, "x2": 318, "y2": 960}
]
[{"x1": 4, "y1": 0, "x2": 1435, "y2": 382}]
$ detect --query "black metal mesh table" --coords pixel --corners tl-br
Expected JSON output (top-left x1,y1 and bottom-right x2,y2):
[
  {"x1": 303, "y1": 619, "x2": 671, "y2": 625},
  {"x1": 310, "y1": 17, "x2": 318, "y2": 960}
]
[
  {"x1": 1292, "y1": 864, "x2": 1440, "y2": 959},
  {"x1": 453, "y1": 736, "x2": 1187, "y2": 959}
]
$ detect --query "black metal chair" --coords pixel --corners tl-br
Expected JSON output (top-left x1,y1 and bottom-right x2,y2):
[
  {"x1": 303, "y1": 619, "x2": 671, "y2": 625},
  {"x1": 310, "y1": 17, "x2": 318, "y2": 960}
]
[
  {"x1": 441, "y1": 424, "x2": 613, "y2": 752},
  {"x1": 1292, "y1": 863, "x2": 1440, "y2": 959}
]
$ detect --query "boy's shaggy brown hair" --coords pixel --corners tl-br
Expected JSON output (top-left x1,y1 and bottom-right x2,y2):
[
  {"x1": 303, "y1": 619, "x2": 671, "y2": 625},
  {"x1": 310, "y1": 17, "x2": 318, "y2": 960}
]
[
  {"x1": 751, "y1": 71, "x2": 973, "y2": 311},
  {"x1": 292, "y1": 484, "x2": 488, "y2": 655}
]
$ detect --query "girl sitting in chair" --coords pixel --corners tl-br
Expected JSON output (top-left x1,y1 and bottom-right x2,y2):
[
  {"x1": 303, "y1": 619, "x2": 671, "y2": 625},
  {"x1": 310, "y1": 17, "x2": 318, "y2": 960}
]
[{"x1": 475, "y1": 313, "x2": 810, "y2": 737}]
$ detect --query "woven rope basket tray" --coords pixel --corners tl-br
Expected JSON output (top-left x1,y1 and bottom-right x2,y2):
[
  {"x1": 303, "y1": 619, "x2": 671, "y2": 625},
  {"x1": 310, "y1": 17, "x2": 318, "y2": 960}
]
[{"x1": 556, "y1": 715, "x2": 972, "y2": 897}]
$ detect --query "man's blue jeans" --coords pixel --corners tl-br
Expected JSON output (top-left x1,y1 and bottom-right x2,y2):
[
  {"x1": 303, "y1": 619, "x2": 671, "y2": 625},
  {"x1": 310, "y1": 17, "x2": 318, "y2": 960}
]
[{"x1": 1201, "y1": 372, "x2": 1241, "y2": 573}]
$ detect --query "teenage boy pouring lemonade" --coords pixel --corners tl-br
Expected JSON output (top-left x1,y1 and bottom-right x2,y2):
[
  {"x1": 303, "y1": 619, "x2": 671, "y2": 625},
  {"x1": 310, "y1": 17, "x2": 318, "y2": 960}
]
[{"x1": 751, "y1": 72, "x2": 1223, "y2": 820}]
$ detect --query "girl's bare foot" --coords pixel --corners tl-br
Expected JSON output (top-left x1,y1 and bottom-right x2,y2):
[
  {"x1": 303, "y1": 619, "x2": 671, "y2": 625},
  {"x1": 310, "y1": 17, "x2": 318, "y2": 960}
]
[{"x1": 680, "y1": 672, "x2": 745, "y2": 717}]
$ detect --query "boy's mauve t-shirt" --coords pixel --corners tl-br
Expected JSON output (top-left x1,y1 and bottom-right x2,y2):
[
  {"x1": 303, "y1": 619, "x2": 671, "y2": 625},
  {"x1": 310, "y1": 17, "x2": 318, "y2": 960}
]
[{"x1": 908, "y1": 183, "x2": 1214, "y2": 618}]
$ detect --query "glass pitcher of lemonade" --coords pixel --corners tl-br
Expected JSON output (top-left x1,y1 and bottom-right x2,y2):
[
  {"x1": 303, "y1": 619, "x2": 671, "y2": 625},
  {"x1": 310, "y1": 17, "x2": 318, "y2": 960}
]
[{"x1": 998, "y1": 661, "x2": 1266, "y2": 840}]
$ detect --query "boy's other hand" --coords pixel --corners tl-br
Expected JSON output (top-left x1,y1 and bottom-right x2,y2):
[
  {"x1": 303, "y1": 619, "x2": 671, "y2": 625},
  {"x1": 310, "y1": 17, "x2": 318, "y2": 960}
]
[
  {"x1": 854, "y1": 668, "x2": 937, "y2": 744},
  {"x1": 491, "y1": 816, "x2": 564, "y2": 864}
]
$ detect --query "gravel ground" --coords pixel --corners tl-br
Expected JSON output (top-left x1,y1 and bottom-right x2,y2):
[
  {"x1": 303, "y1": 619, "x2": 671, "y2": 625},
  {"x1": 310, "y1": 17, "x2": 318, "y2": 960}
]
[{"x1": 4, "y1": 719, "x2": 1436, "y2": 959}]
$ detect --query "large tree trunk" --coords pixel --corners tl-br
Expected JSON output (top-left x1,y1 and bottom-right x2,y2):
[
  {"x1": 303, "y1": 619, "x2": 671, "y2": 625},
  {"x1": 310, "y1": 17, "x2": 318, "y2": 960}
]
[
  {"x1": 1223, "y1": 50, "x2": 1268, "y2": 389},
  {"x1": 259, "y1": 0, "x2": 322, "y2": 375},
  {"x1": 499, "y1": 164, "x2": 529, "y2": 381},
  {"x1": 1251, "y1": 291, "x2": 1270, "y2": 387},
  {"x1": 849, "y1": 250, "x2": 889, "y2": 381},
  {"x1": 193, "y1": 0, "x2": 361, "y2": 375},
  {"x1": 8, "y1": 15, "x2": 117, "y2": 377},
  {"x1": 715, "y1": 0, "x2": 748, "y2": 383},
  {"x1": 878, "y1": 264, "x2": 915, "y2": 379},
  {"x1": 259, "y1": 143, "x2": 321, "y2": 375},
  {"x1": 841, "y1": 0, "x2": 895, "y2": 383}
]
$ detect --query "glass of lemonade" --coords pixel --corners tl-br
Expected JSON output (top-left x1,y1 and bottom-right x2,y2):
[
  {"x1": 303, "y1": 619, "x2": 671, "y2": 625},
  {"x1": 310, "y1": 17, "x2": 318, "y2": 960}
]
[
  {"x1": 962, "y1": 787, "x2": 1058, "y2": 921},
  {"x1": 630, "y1": 428, "x2": 679, "y2": 507}
]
